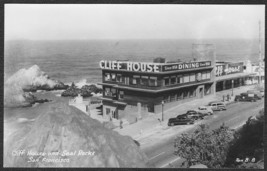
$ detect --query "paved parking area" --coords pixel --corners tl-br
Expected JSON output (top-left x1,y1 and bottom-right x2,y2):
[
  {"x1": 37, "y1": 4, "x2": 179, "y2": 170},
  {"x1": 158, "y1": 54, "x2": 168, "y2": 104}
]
[{"x1": 114, "y1": 84, "x2": 258, "y2": 140}]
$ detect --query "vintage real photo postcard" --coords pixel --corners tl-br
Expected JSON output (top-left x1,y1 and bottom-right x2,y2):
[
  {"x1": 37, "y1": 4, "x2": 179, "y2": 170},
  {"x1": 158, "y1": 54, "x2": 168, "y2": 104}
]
[{"x1": 3, "y1": 3, "x2": 265, "y2": 169}]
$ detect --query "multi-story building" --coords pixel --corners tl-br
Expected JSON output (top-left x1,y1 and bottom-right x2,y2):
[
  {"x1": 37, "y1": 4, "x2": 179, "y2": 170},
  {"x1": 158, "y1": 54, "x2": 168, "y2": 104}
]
[{"x1": 98, "y1": 59, "x2": 216, "y2": 120}]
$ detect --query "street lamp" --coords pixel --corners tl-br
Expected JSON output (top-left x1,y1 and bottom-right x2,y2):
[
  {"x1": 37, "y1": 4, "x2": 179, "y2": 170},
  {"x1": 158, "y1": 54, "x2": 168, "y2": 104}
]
[
  {"x1": 231, "y1": 80, "x2": 234, "y2": 96},
  {"x1": 161, "y1": 100, "x2": 164, "y2": 121}
]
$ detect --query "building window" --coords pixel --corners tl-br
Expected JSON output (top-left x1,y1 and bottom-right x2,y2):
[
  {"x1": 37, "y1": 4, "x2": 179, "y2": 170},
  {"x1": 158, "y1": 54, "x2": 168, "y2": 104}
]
[
  {"x1": 104, "y1": 73, "x2": 111, "y2": 81},
  {"x1": 189, "y1": 73, "x2": 196, "y2": 82},
  {"x1": 132, "y1": 75, "x2": 140, "y2": 85},
  {"x1": 170, "y1": 93, "x2": 176, "y2": 102},
  {"x1": 189, "y1": 88, "x2": 195, "y2": 98},
  {"x1": 163, "y1": 95, "x2": 169, "y2": 102},
  {"x1": 121, "y1": 76, "x2": 125, "y2": 84},
  {"x1": 106, "y1": 108, "x2": 111, "y2": 115},
  {"x1": 125, "y1": 77, "x2": 130, "y2": 85},
  {"x1": 111, "y1": 73, "x2": 116, "y2": 81},
  {"x1": 111, "y1": 88, "x2": 116, "y2": 96},
  {"x1": 141, "y1": 76, "x2": 149, "y2": 86},
  {"x1": 206, "y1": 72, "x2": 211, "y2": 79},
  {"x1": 105, "y1": 87, "x2": 112, "y2": 97},
  {"x1": 171, "y1": 76, "x2": 176, "y2": 84},
  {"x1": 196, "y1": 73, "x2": 202, "y2": 81},
  {"x1": 131, "y1": 77, "x2": 137, "y2": 85},
  {"x1": 164, "y1": 77, "x2": 170, "y2": 86},
  {"x1": 119, "y1": 91, "x2": 124, "y2": 99},
  {"x1": 177, "y1": 91, "x2": 183, "y2": 100},
  {"x1": 183, "y1": 74, "x2": 189, "y2": 83},
  {"x1": 183, "y1": 89, "x2": 189, "y2": 99},
  {"x1": 116, "y1": 74, "x2": 122, "y2": 82},
  {"x1": 177, "y1": 75, "x2": 183, "y2": 84},
  {"x1": 202, "y1": 72, "x2": 207, "y2": 80},
  {"x1": 149, "y1": 76, "x2": 158, "y2": 86}
]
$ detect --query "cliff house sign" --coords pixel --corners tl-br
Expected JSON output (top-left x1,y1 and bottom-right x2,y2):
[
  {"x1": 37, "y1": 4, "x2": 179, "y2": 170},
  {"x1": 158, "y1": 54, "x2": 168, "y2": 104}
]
[{"x1": 99, "y1": 60, "x2": 211, "y2": 73}]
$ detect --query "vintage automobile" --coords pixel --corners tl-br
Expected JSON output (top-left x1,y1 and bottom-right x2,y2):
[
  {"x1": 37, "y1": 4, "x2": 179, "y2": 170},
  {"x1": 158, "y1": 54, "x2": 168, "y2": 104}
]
[
  {"x1": 247, "y1": 90, "x2": 263, "y2": 99},
  {"x1": 235, "y1": 93, "x2": 257, "y2": 102},
  {"x1": 185, "y1": 110, "x2": 205, "y2": 120},
  {"x1": 208, "y1": 101, "x2": 226, "y2": 111},
  {"x1": 168, "y1": 114, "x2": 194, "y2": 126},
  {"x1": 197, "y1": 106, "x2": 214, "y2": 115}
]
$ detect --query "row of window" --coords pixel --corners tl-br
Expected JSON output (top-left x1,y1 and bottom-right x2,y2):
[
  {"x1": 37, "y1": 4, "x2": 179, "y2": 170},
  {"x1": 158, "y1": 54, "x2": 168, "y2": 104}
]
[
  {"x1": 104, "y1": 71, "x2": 211, "y2": 87},
  {"x1": 104, "y1": 73, "x2": 159, "y2": 86},
  {"x1": 163, "y1": 88, "x2": 197, "y2": 102},
  {"x1": 164, "y1": 71, "x2": 211, "y2": 86},
  {"x1": 104, "y1": 87, "x2": 124, "y2": 99}
]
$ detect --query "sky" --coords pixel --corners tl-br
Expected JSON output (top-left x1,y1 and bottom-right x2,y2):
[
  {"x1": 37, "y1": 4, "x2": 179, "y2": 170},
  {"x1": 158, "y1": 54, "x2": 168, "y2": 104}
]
[{"x1": 5, "y1": 4, "x2": 265, "y2": 40}]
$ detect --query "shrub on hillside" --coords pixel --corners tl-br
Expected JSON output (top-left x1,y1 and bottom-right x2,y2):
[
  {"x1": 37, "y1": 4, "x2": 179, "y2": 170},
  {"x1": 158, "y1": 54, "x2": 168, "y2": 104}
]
[
  {"x1": 224, "y1": 109, "x2": 264, "y2": 168},
  {"x1": 174, "y1": 124, "x2": 234, "y2": 168}
]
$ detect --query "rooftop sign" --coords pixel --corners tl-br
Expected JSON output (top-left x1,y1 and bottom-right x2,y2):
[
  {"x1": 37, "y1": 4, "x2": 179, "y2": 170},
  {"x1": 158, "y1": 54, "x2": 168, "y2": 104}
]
[
  {"x1": 215, "y1": 62, "x2": 244, "y2": 76},
  {"x1": 99, "y1": 60, "x2": 212, "y2": 73},
  {"x1": 162, "y1": 61, "x2": 211, "y2": 72}
]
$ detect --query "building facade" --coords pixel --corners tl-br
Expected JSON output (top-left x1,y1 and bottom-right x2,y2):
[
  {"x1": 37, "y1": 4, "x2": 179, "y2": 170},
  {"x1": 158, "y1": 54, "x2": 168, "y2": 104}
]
[
  {"x1": 215, "y1": 60, "x2": 264, "y2": 92},
  {"x1": 98, "y1": 60, "x2": 216, "y2": 120}
]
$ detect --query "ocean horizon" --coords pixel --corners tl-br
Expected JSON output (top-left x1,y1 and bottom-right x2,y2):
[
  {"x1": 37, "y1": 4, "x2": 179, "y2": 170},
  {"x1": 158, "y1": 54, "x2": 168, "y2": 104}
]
[{"x1": 4, "y1": 39, "x2": 264, "y2": 84}]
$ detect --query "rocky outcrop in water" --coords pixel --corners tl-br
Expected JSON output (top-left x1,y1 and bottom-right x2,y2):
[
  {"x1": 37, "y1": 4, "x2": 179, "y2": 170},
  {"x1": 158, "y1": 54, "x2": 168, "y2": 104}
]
[
  {"x1": 4, "y1": 65, "x2": 67, "y2": 107},
  {"x1": 4, "y1": 84, "x2": 36, "y2": 108},
  {"x1": 6, "y1": 65, "x2": 68, "y2": 92},
  {"x1": 4, "y1": 102, "x2": 148, "y2": 167},
  {"x1": 61, "y1": 83, "x2": 102, "y2": 97}
]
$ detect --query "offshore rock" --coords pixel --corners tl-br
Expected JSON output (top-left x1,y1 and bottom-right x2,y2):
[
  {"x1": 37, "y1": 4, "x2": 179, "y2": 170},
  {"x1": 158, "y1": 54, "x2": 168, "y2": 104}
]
[
  {"x1": 4, "y1": 84, "x2": 36, "y2": 108},
  {"x1": 4, "y1": 102, "x2": 148, "y2": 167},
  {"x1": 61, "y1": 83, "x2": 102, "y2": 97},
  {"x1": 6, "y1": 65, "x2": 68, "y2": 92}
]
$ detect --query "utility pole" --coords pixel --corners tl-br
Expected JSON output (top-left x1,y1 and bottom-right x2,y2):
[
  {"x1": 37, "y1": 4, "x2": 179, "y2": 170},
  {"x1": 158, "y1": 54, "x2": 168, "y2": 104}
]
[
  {"x1": 259, "y1": 20, "x2": 262, "y2": 85},
  {"x1": 161, "y1": 100, "x2": 164, "y2": 121}
]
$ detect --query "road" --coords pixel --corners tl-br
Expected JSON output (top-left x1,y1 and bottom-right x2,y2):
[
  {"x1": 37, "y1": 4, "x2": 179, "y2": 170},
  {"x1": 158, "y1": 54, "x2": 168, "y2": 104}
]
[{"x1": 142, "y1": 99, "x2": 264, "y2": 168}]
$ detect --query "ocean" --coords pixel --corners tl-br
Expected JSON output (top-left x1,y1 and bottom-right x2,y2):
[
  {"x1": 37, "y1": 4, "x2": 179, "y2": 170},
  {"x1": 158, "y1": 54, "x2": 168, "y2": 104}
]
[{"x1": 4, "y1": 39, "x2": 262, "y2": 84}]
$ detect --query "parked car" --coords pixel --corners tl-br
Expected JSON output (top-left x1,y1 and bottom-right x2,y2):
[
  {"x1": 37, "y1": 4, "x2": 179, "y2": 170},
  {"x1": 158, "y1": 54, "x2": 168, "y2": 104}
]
[
  {"x1": 241, "y1": 92, "x2": 260, "y2": 100},
  {"x1": 247, "y1": 90, "x2": 263, "y2": 99},
  {"x1": 235, "y1": 94, "x2": 257, "y2": 102},
  {"x1": 168, "y1": 115, "x2": 194, "y2": 126},
  {"x1": 260, "y1": 89, "x2": 265, "y2": 97},
  {"x1": 208, "y1": 101, "x2": 226, "y2": 111},
  {"x1": 186, "y1": 110, "x2": 205, "y2": 120},
  {"x1": 197, "y1": 106, "x2": 214, "y2": 115},
  {"x1": 257, "y1": 87, "x2": 265, "y2": 97}
]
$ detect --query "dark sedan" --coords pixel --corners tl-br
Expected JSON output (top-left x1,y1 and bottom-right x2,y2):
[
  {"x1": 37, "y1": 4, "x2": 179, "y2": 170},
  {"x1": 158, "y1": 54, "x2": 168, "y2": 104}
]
[
  {"x1": 186, "y1": 110, "x2": 205, "y2": 120},
  {"x1": 168, "y1": 114, "x2": 194, "y2": 126}
]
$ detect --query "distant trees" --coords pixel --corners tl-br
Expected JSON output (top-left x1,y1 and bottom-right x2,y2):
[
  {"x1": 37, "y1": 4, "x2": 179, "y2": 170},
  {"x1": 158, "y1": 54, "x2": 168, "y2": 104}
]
[{"x1": 174, "y1": 124, "x2": 234, "y2": 168}]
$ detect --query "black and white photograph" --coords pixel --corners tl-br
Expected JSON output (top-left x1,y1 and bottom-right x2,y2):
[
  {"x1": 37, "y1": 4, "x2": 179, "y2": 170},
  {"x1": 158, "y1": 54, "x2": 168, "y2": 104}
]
[{"x1": 3, "y1": 3, "x2": 265, "y2": 169}]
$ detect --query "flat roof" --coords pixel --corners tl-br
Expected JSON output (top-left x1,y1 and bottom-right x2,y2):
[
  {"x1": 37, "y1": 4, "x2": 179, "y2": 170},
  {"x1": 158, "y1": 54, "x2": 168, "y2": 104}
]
[{"x1": 102, "y1": 66, "x2": 213, "y2": 75}]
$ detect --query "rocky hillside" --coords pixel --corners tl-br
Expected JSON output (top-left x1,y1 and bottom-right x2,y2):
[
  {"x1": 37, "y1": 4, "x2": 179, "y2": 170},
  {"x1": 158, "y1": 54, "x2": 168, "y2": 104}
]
[{"x1": 4, "y1": 102, "x2": 148, "y2": 167}]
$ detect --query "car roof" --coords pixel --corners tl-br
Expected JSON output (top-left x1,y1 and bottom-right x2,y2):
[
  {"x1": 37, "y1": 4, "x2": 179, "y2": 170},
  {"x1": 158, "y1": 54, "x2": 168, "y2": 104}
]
[{"x1": 208, "y1": 101, "x2": 223, "y2": 104}]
